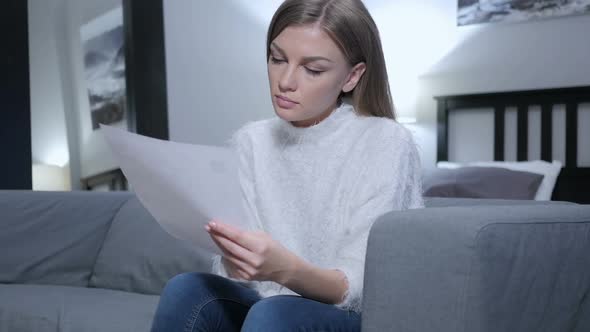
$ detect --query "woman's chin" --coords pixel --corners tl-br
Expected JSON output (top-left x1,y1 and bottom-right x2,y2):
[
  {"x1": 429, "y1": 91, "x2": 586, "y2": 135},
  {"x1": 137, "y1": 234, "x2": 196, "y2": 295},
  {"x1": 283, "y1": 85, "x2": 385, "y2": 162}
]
[{"x1": 274, "y1": 106, "x2": 302, "y2": 122}]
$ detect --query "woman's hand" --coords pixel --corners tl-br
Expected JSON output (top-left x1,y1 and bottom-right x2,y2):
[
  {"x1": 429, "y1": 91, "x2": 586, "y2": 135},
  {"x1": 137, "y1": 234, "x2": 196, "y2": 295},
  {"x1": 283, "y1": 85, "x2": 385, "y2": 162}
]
[{"x1": 205, "y1": 220, "x2": 302, "y2": 285}]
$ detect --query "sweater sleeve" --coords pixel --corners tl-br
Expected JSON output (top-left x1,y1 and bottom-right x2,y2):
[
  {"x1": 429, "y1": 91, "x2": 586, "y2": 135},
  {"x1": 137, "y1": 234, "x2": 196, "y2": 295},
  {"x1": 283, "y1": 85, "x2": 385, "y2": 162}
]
[{"x1": 332, "y1": 126, "x2": 424, "y2": 313}]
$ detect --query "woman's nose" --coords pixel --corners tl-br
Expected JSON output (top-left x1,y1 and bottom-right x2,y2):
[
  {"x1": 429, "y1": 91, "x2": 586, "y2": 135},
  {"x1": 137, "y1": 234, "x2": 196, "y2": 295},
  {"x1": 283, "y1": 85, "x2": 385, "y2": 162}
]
[{"x1": 278, "y1": 66, "x2": 297, "y2": 92}]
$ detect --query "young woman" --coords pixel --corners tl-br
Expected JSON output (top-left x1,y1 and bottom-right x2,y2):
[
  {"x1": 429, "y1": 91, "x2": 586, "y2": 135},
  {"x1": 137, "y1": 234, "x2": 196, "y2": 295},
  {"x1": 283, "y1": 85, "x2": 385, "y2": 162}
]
[{"x1": 150, "y1": 0, "x2": 423, "y2": 330}]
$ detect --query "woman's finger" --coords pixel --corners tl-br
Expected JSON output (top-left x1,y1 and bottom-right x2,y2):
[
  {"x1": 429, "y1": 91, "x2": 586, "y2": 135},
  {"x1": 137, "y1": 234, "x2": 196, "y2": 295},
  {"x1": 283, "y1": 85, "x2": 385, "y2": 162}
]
[
  {"x1": 213, "y1": 235, "x2": 256, "y2": 276},
  {"x1": 210, "y1": 232, "x2": 259, "y2": 267},
  {"x1": 236, "y1": 268, "x2": 252, "y2": 281},
  {"x1": 210, "y1": 231, "x2": 233, "y2": 257},
  {"x1": 223, "y1": 252, "x2": 256, "y2": 276},
  {"x1": 222, "y1": 256, "x2": 253, "y2": 280},
  {"x1": 208, "y1": 221, "x2": 257, "y2": 251}
]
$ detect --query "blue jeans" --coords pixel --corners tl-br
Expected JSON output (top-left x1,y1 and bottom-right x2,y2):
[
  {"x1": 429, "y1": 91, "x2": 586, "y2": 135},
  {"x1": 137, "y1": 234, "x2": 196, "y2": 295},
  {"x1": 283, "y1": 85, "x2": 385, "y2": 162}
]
[{"x1": 150, "y1": 272, "x2": 361, "y2": 332}]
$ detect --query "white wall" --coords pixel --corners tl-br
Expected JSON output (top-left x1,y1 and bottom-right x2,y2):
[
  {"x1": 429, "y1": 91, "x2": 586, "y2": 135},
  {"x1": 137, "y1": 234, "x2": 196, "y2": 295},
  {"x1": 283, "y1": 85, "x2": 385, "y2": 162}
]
[
  {"x1": 28, "y1": 0, "x2": 70, "y2": 168},
  {"x1": 164, "y1": 0, "x2": 272, "y2": 146}
]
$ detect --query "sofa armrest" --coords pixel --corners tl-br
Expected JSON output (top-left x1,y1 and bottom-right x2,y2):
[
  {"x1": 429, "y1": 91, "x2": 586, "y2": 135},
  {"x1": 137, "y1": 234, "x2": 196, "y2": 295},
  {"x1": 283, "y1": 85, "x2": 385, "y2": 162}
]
[{"x1": 362, "y1": 204, "x2": 590, "y2": 332}]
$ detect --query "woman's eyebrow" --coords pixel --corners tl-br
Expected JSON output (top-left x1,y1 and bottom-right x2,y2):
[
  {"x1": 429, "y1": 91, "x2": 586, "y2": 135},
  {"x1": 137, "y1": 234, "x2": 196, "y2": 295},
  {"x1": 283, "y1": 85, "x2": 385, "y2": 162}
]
[{"x1": 271, "y1": 42, "x2": 333, "y2": 63}]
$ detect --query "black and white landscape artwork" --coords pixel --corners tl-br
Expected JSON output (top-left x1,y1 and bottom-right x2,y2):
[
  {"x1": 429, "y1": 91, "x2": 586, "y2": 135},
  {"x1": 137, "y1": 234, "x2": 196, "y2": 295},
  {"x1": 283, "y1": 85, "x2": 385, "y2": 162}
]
[
  {"x1": 81, "y1": 9, "x2": 126, "y2": 130},
  {"x1": 458, "y1": 0, "x2": 590, "y2": 26}
]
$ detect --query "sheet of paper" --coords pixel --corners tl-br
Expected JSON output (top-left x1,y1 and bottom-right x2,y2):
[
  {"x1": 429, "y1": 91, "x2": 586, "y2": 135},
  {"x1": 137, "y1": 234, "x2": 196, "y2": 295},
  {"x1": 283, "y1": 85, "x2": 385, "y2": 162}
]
[{"x1": 100, "y1": 124, "x2": 249, "y2": 254}]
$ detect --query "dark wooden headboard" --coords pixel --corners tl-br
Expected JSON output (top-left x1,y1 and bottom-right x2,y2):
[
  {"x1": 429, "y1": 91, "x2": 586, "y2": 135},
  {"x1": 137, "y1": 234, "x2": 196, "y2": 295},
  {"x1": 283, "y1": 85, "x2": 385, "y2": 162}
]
[{"x1": 434, "y1": 86, "x2": 590, "y2": 204}]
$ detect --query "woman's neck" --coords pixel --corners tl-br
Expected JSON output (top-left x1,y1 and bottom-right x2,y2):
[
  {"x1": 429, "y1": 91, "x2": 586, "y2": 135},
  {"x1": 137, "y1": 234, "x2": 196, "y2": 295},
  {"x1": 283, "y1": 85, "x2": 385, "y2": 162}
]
[
  {"x1": 275, "y1": 101, "x2": 354, "y2": 145},
  {"x1": 290, "y1": 102, "x2": 339, "y2": 128}
]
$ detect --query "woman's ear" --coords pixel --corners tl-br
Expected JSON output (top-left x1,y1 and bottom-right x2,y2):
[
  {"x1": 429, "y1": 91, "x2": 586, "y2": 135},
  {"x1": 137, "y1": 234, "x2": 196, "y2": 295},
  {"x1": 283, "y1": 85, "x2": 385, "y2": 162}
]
[{"x1": 342, "y1": 62, "x2": 366, "y2": 93}]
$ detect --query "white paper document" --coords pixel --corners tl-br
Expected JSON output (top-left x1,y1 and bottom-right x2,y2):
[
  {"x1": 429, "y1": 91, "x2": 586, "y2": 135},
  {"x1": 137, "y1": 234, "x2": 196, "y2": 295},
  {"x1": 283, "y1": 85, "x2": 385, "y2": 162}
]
[{"x1": 100, "y1": 125, "x2": 249, "y2": 254}]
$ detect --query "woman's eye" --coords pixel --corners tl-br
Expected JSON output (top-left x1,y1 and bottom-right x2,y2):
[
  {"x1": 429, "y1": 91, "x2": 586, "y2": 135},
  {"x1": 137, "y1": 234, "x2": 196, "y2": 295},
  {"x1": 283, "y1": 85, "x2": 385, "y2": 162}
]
[
  {"x1": 305, "y1": 67, "x2": 323, "y2": 76},
  {"x1": 270, "y1": 56, "x2": 285, "y2": 64}
]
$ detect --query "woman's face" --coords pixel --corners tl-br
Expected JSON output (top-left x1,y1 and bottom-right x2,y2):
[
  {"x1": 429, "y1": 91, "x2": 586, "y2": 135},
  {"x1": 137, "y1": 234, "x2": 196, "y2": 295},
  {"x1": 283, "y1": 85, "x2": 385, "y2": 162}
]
[{"x1": 267, "y1": 24, "x2": 365, "y2": 127}]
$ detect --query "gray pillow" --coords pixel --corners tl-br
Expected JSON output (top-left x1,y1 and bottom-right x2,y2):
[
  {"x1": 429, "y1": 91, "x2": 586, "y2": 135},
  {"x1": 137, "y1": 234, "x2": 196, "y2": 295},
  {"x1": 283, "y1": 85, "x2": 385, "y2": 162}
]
[
  {"x1": 89, "y1": 196, "x2": 214, "y2": 295},
  {"x1": 423, "y1": 167, "x2": 544, "y2": 200},
  {"x1": 0, "y1": 190, "x2": 128, "y2": 287}
]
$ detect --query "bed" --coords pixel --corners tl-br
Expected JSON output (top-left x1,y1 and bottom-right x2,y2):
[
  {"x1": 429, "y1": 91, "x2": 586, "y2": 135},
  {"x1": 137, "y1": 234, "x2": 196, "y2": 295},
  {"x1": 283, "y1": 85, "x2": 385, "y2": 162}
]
[{"x1": 433, "y1": 85, "x2": 590, "y2": 204}]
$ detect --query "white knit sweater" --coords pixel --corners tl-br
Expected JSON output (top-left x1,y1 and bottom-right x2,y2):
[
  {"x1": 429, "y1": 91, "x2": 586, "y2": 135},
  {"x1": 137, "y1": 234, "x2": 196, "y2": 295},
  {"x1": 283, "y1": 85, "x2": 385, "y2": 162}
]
[{"x1": 211, "y1": 102, "x2": 424, "y2": 313}]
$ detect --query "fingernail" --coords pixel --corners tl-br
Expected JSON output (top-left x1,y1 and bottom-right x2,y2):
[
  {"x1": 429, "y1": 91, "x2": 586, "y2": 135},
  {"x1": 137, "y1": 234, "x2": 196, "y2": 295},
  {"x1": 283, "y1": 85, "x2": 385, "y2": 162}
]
[
  {"x1": 210, "y1": 222, "x2": 217, "y2": 228},
  {"x1": 204, "y1": 225, "x2": 210, "y2": 232}
]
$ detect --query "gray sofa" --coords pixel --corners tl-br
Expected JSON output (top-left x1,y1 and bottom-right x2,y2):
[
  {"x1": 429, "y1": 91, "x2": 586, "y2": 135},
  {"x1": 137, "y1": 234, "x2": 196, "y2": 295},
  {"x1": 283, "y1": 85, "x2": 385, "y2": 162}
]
[
  {"x1": 1, "y1": 191, "x2": 589, "y2": 331},
  {"x1": 0, "y1": 191, "x2": 212, "y2": 331}
]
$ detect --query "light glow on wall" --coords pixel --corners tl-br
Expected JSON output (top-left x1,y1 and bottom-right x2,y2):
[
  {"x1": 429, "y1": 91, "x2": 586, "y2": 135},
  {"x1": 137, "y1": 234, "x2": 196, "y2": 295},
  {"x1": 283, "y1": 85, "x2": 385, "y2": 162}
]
[
  {"x1": 32, "y1": 163, "x2": 71, "y2": 191},
  {"x1": 36, "y1": 144, "x2": 70, "y2": 168},
  {"x1": 372, "y1": 1, "x2": 480, "y2": 119}
]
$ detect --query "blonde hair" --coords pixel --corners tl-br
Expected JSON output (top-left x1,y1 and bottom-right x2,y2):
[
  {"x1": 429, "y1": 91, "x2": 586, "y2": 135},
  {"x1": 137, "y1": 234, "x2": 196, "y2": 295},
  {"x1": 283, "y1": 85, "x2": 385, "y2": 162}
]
[{"x1": 267, "y1": 0, "x2": 395, "y2": 120}]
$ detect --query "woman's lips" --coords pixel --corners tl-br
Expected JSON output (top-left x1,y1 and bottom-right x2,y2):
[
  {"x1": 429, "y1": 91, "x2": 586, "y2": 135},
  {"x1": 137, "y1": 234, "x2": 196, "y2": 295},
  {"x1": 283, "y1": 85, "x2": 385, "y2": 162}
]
[{"x1": 275, "y1": 95, "x2": 298, "y2": 109}]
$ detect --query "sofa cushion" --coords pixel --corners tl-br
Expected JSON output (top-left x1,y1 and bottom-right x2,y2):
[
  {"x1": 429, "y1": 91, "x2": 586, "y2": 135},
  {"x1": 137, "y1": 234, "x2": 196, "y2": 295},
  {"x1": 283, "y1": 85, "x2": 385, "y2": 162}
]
[
  {"x1": 0, "y1": 191, "x2": 131, "y2": 287},
  {"x1": 89, "y1": 196, "x2": 213, "y2": 295},
  {"x1": 0, "y1": 283, "x2": 158, "y2": 332}
]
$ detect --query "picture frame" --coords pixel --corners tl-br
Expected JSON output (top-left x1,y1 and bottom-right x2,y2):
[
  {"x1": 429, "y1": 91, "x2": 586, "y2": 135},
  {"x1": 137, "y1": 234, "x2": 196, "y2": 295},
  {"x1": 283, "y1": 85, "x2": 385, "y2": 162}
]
[
  {"x1": 458, "y1": 0, "x2": 590, "y2": 26},
  {"x1": 77, "y1": 0, "x2": 168, "y2": 191},
  {"x1": 80, "y1": 7, "x2": 128, "y2": 132}
]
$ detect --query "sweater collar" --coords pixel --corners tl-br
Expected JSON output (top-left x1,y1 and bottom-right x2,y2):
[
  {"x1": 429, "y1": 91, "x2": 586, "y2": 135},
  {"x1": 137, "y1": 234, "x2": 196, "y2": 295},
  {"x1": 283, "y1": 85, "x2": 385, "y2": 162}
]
[{"x1": 275, "y1": 102, "x2": 355, "y2": 145}]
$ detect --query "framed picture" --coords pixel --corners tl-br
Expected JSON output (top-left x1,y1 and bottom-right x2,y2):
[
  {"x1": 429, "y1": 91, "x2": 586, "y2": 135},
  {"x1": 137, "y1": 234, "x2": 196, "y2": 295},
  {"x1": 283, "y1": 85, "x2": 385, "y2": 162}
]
[
  {"x1": 76, "y1": 0, "x2": 168, "y2": 191},
  {"x1": 80, "y1": 7, "x2": 127, "y2": 131},
  {"x1": 458, "y1": 0, "x2": 590, "y2": 26}
]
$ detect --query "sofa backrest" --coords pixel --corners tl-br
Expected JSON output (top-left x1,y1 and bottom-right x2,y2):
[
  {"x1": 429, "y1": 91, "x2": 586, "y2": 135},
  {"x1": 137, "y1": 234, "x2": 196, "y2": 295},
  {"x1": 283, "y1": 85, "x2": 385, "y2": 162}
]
[
  {"x1": 0, "y1": 190, "x2": 215, "y2": 295},
  {"x1": 88, "y1": 195, "x2": 213, "y2": 295},
  {"x1": 0, "y1": 190, "x2": 131, "y2": 287},
  {"x1": 424, "y1": 197, "x2": 576, "y2": 208}
]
